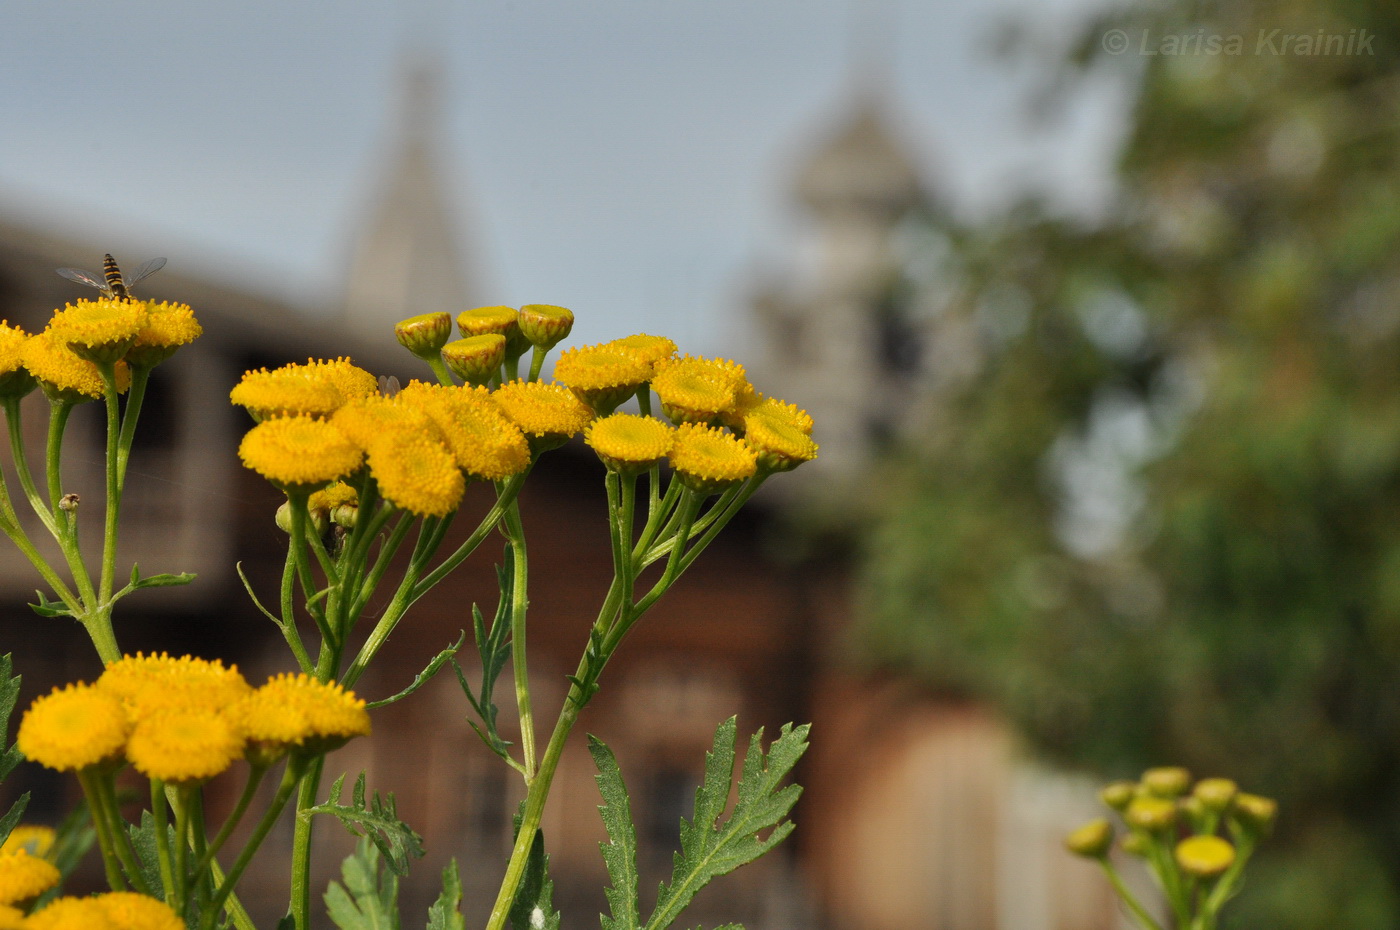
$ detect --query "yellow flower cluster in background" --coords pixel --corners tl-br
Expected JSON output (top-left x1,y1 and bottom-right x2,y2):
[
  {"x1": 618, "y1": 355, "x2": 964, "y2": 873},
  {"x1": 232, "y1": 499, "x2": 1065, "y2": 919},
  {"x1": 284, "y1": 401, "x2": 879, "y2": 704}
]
[
  {"x1": 16, "y1": 655, "x2": 369, "y2": 784},
  {"x1": 11, "y1": 890, "x2": 183, "y2": 930}
]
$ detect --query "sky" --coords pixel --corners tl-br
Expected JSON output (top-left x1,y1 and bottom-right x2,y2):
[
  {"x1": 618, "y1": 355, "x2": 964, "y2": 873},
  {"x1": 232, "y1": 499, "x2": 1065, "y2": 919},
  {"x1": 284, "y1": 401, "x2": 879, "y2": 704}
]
[{"x1": 0, "y1": 0, "x2": 1126, "y2": 354}]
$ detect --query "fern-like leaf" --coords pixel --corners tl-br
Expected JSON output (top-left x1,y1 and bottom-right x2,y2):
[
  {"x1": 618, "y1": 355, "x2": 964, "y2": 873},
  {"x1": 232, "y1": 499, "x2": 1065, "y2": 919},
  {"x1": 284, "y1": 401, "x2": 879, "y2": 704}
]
[
  {"x1": 325, "y1": 837, "x2": 400, "y2": 930},
  {"x1": 306, "y1": 772, "x2": 424, "y2": 876},
  {"x1": 425, "y1": 859, "x2": 464, "y2": 930},
  {"x1": 588, "y1": 736, "x2": 641, "y2": 930}
]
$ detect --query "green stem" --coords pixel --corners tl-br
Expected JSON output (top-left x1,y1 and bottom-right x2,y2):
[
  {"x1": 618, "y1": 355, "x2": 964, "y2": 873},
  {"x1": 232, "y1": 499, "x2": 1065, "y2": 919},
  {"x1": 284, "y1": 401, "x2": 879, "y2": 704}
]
[
  {"x1": 504, "y1": 354, "x2": 520, "y2": 382},
  {"x1": 193, "y1": 765, "x2": 268, "y2": 879},
  {"x1": 4, "y1": 398, "x2": 58, "y2": 537},
  {"x1": 114, "y1": 366, "x2": 150, "y2": 493},
  {"x1": 427, "y1": 355, "x2": 457, "y2": 387},
  {"x1": 628, "y1": 491, "x2": 701, "y2": 623},
  {"x1": 527, "y1": 346, "x2": 547, "y2": 382},
  {"x1": 98, "y1": 365, "x2": 123, "y2": 603},
  {"x1": 502, "y1": 503, "x2": 536, "y2": 780},
  {"x1": 203, "y1": 759, "x2": 305, "y2": 930},
  {"x1": 173, "y1": 784, "x2": 192, "y2": 909},
  {"x1": 77, "y1": 769, "x2": 127, "y2": 891},
  {"x1": 285, "y1": 756, "x2": 323, "y2": 930},
  {"x1": 1098, "y1": 859, "x2": 1166, "y2": 930},
  {"x1": 151, "y1": 778, "x2": 176, "y2": 904},
  {"x1": 95, "y1": 772, "x2": 152, "y2": 894},
  {"x1": 351, "y1": 512, "x2": 415, "y2": 619},
  {"x1": 410, "y1": 472, "x2": 527, "y2": 596}
]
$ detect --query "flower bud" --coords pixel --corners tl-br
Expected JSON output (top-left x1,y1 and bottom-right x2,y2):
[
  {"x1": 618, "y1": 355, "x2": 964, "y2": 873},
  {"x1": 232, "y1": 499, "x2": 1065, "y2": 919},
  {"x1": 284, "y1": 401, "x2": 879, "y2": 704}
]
[
  {"x1": 1179, "y1": 795, "x2": 1206, "y2": 822},
  {"x1": 1100, "y1": 781, "x2": 1137, "y2": 812},
  {"x1": 518, "y1": 304, "x2": 574, "y2": 350},
  {"x1": 331, "y1": 503, "x2": 359, "y2": 529},
  {"x1": 1193, "y1": 778, "x2": 1238, "y2": 813},
  {"x1": 1120, "y1": 832, "x2": 1149, "y2": 857},
  {"x1": 1230, "y1": 793, "x2": 1278, "y2": 837},
  {"x1": 394, "y1": 313, "x2": 453, "y2": 359},
  {"x1": 458, "y1": 306, "x2": 529, "y2": 359},
  {"x1": 1064, "y1": 819, "x2": 1114, "y2": 859},
  {"x1": 442, "y1": 335, "x2": 507, "y2": 386},
  {"x1": 1175, "y1": 835, "x2": 1235, "y2": 879},
  {"x1": 1141, "y1": 766, "x2": 1192, "y2": 798},
  {"x1": 275, "y1": 501, "x2": 329, "y2": 536},
  {"x1": 1125, "y1": 796, "x2": 1176, "y2": 832}
]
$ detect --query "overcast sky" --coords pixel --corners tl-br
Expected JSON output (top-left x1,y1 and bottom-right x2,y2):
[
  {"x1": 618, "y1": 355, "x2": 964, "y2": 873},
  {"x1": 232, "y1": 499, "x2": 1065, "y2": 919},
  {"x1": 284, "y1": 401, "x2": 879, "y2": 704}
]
[{"x1": 1, "y1": 0, "x2": 1125, "y2": 353}]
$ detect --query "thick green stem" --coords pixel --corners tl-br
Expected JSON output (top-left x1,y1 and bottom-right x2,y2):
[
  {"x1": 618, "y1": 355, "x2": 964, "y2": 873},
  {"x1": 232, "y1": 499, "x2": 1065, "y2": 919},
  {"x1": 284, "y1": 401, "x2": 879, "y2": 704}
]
[
  {"x1": 151, "y1": 779, "x2": 176, "y2": 903},
  {"x1": 427, "y1": 355, "x2": 456, "y2": 387},
  {"x1": 527, "y1": 345, "x2": 547, "y2": 382},
  {"x1": 203, "y1": 760, "x2": 304, "y2": 930},
  {"x1": 98, "y1": 366, "x2": 123, "y2": 602},
  {"x1": 285, "y1": 756, "x2": 323, "y2": 930},
  {"x1": 113, "y1": 366, "x2": 150, "y2": 493},
  {"x1": 502, "y1": 503, "x2": 536, "y2": 779}
]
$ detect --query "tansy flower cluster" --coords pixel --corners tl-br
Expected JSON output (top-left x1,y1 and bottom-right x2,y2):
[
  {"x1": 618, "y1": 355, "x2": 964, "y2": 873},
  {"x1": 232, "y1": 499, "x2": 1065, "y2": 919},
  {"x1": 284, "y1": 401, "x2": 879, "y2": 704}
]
[
  {"x1": 12, "y1": 891, "x2": 183, "y2": 930},
  {"x1": 16, "y1": 655, "x2": 370, "y2": 784}
]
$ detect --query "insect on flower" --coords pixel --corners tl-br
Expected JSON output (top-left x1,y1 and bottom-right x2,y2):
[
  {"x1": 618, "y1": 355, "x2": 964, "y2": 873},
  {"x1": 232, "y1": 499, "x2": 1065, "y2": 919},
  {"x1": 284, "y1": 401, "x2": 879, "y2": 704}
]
[{"x1": 56, "y1": 253, "x2": 166, "y2": 300}]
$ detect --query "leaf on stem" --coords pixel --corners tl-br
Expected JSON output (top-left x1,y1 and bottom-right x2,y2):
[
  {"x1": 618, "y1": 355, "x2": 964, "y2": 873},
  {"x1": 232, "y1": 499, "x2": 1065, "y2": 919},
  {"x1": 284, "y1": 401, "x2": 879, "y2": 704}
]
[
  {"x1": 425, "y1": 859, "x2": 464, "y2": 930},
  {"x1": 128, "y1": 563, "x2": 197, "y2": 590},
  {"x1": 38, "y1": 800, "x2": 96, "y2": 907},
  {"x1": 592, "y1": 717, "x2": 810, "y2": 930},
  {"x1": 454, "y1": 551, "x2": 517, "y2": 763},
  {"x1": 508, "y1": 807, "x2": 561, "y2": 930},
  {"x1": 0, "y1": 654, "x2": 28, "y2": 847},
  {"x1": 126, "y1": 810, "x2": 172, "y2": 899},
  {"x1": 306, "y1": 772, "x2": 424, "y2": 877},
  {"x1": 324, "y1": 836, "x2": 401, "y2": 930},
  {"x1": 587, "y1": 735, "x2": 641, "y2": 930},
  {"x1": 27, "y1": 591, "x2": 72, "y2": 619},
  {"x1": 367, "y1": 632, "x2": 466, "y2": 709}
]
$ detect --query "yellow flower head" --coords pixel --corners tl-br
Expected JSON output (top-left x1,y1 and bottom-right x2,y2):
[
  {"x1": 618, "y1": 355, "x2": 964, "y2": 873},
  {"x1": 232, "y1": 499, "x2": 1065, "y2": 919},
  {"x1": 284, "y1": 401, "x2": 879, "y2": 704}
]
[
  {"x1": 553, "y1": 343, "x2": 653, "y2": 413},
  {"x1": 367, "y1": 432, "x2": 465, "y2": 517},
  {"x1": 0, "y1": 849, "x2": 60, "y2": 905},
  {"x1": 47, "y1": 298, "x2": 148, "y2": 363},
  {"x1": 457, "y1": 305, "x2": 523, "y2": 345},
  {"x1": 309, "y1": 482, "x2": 358, "y2": 514},
  {"x1": 126, "y1": 707, "x2": 244, "y2": 784},
  {"x1": 1174, "y1": 835, "x2": 1235, "y2": 879},
  {"x1": 668, "y1": 423, "x2": 757, "y2": 493},
  {"x1": 95, "y1": 892, "x2": 184, "y2": 930},
  {"x1": 491, "y1": 380, "x2": 594, "y2": 448},
  {"x1": 23, "y1": 331, "x2": 130, "y2": 401},
  {"x1": 742, "y1": 413, "x2": 818, "y2": 472},
  {"x1": 0, "y1": 904, "x2": 24, "y2": 930},
  {"x1": 585, "y1": 414, "x2": 675, "y2": 474},
  {"x1": 394, "y1": 312, "x2": 453, "y2": 358},
  {"x1": 26, "y1": 896, "x2": 116, "y2": 930},
  {"x1": 97, "y1": 653, "x2": 252, "y2": 722},
  {"x1": 297, "y1": 357, "x2": 378, "y2": 405},
  {"x1": 441, "y1": 334, "x2": 506, "y2": 385},
  {"x1": 397, "y1": 382, "x2": 530, "y2": 479},
  {"x1": 235, "y1": 673, "x2": 371, "y2": 757},
  {"x1": 229, "y1": 368, "x2": 342, "y2": 421},
  {"x1": 0, "y1": 322, "x2": 30, "y2": 377},
  {"x1": 126, "y1": 301, "x2": 201, "y2": 368},
  {"x1": 238, "y1": 415, "x2": 363, "y2": 491},
  {"x1": 330, "y1": 395, "x2": 437, "y2": 454},
  {"x1": 518, "y1": 304, "x2": 575, "y2": 349},
  {"x1": 1, "y1": 826, "x2": 55, "y2": 859},
  {"x1": 745, "y1": 396, "x2": 813, "y2": 435},
  {"x1": 651, "y1": 356, "x2": 749, "y2": 424},
  {"x1": 18, "y1": 683, "x2": 130, "y2": 772},
  {"x1": 603, "y1": 333, "x2": 677, "y2": 369}
]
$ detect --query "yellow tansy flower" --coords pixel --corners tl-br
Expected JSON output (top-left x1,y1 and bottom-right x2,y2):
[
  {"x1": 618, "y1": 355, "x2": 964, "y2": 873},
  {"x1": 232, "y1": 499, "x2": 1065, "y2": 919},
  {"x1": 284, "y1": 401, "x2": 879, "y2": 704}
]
[
  {"x1": 331, "y1": 395, "x2": 437, "y2": 454},
  {"x1": 742, "y1": 413, "x2": 818, "y2": 472},
  {"x1": 651, "y1": 356, "x2": 750, "y2": 424},
  {"x1": 0, "y1": 849, "x2": 60, "y2": 905},
  {"x1": 585, "y1": 414, "x2": 674, "y2": 474},
  {"x1": 296, "y1": 357, "x2": 378, "y2": 405},
  {"x1": 309, "y1": 482, "x2": 358, "y2": 514},
  {"x1": 0, "y1": 322, "x2": 29, "y2": 377},
  {"x1": 95, "y1": 892, "x2": 184, "y2": 930},
  {"x1": 127, "y1": 301, "x2": 201, "y2": 368},
  {"x1": 1, "y1": 825, "x2": 55, "y2": 858},
  {"x1": 97, "y1": 653, "x2": 252, "y2": 722},
  {"x1": 457, "y1": 305, "x2": 523, "y2": 345},
  {"x1": 368, "y1": 433, "x2": 465, "y2": 517},
  {"x1": 518, "y1": 304, "x2": 574, "y2": 349},
  {"x1": 0, "y1": 904, "x2": 24, "y2": 930},
  {"x1": 230, "y1": 368, "x2": 343, "y2": 421},
  {"x1": 394, "y1": 312, "x2": 453, "y2": 358},
  {"x1": 491, "y1": 380, "x2": 594, "y2": 448},
  {"x1": 26, "y1": 896, "x2": 116, "y2": 930},
  {"x1": 47, "y1": 298, "x2": 148, "y2": 363},
  {"x1": 235, "y1": 673, "x2": 371, "y2": 756},
  {"x1": 553, "y1": 343, "x2": 653, "y2": 413},
  {"x1": 745, "y1": 396, "x2": 813, "y2": 435},
  {"x1": 397, "y1": 382, "x2": 530, "y2": 479},
  {"x1": 602, "y1": 333, "x2": 676, "y2": 369},
  {"x1": 441, "y1": 335, "x2": 506, "y2": 385},
  {"x1": 126, "y1": 707, "x2": 244, "y2": 783},
  {"x1": 17, "y1": 683, "x2": 130, "y2": 772},
  {"x1": 668, "y1": 423, "x2": 758, "y2": 493},
  {"x1": 23, "y1": 331, "x2": 130, "y2": 401},
  {"x1": 238, "y1": 415, "x2": 363, "y2": 491}
]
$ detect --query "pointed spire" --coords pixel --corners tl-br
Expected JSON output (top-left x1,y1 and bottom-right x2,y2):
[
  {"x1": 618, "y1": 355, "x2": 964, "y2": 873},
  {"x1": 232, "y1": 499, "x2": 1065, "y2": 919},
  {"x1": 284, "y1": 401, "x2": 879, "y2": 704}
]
[{"x1": 343, "y1": 52, "x2": 481, "y2": 341}]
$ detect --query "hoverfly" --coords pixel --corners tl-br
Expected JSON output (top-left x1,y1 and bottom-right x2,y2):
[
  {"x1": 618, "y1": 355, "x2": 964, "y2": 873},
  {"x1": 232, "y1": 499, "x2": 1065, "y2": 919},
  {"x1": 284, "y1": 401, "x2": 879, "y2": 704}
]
[{"x1": 56, "y1": 253, "x2": 166, "y2": 300}]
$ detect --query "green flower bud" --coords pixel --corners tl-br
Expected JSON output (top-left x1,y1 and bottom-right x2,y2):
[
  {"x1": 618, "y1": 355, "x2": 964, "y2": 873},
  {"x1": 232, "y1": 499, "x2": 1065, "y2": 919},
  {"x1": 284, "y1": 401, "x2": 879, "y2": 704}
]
[
  {"x1": 1193, "y1": 777, "x2": 1238, "y2": 813},
  {"x1": 1179, "y1": 795, "x2": 1206, "y2": 822},
  {"x1": 1125, "y1": 796, "x2": 1177, "y2": 832},
  {"x1": 0, "y1": 367, "x2": 37, "y2": 399},
  {"x1": 1175, "y1": 835, "x2": 1235, "y2": 879},
  {"x1": 394, "y1": 313, "x2": 454, "y2": 359},
  {"x1": 1064, "y1": 819, "x2": 1114, "y2": 859},
  {"x1": 1230, "y1": 793, "x2": 1278, "y2": 837},
  {"x1": 1142, "y1": 766, "x2": 1192, "y2": 798},
  {"x1": 518, "y1": 304, "x2": 575, "y2": 350},
  {"x1": 1120, "y1": 832, "x2": 1150, "y2": 857},
  {"x1": 442, "y1": 335, "x2": 507, "y2": 386},
  {"x1": 275, "y1": 501, "x2": 328, "y2": 536},
  {"x1": 1100, "y1": 781, "x2": 1137, "y2": 812},
  {"x1": 458, "y1": 306, "x2": 529, "y2": 359}
]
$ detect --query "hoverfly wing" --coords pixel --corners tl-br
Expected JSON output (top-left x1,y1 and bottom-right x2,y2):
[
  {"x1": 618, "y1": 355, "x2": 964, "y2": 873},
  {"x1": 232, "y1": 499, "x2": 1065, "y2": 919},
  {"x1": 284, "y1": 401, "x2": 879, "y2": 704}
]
[
  {"x1": 377, "y1": 375, "x2": 402, "y2": 398},
  {"x1": 56, "y1": 267, "x2": 110, "y2": 292},
  {"x1": 125, "y1": 257, "x2": 167, "y2": 288}
]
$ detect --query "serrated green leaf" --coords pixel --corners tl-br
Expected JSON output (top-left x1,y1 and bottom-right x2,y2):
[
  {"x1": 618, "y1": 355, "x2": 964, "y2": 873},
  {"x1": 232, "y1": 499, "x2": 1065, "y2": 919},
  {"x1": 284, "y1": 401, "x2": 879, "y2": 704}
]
[
  {"x1": 507, "y1": 821, "x2": 560, "y2": 930},
  {"x1": 127, "y1": 809, "x2": 171, "y2": 896},
  {"x1": 0, "y1": 654, "x2": 22, "y2": 783},
  {"x1": 425, "y1": 859, "x2": 464, "y2": 930},
  {"x1": 587, "y1": 735, "x2": 641, "y2": 930},
  {"x1": 642, "y1": 719, "x2": 810, "y2": 930},
  {"x1": 368, "y1": 633, "x2": 465, "y2": 710},
  {"x1": 325, "y1": 837, "x2": 400, "y2": 930},
  {"x1": 306, "y1": 772, "x2": 424, "y2": 876},
  {"x1": 0, "y1": 794, "x2": 29, "y2": 850},
  {"x1": 454, "y1": 550, "x2": 519, "y2": 764}
]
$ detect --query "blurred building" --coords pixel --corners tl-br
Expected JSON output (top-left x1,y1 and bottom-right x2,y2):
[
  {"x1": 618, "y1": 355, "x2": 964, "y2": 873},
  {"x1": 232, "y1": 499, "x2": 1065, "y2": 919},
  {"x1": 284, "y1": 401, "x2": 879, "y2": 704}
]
[{"x1": 0, "y1": 59, "x2": 1140, "y2": 930}]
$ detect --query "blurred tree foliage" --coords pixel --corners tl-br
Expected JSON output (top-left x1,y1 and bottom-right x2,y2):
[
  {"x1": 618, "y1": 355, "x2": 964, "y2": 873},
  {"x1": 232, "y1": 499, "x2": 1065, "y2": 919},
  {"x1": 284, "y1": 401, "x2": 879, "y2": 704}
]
[{"x1": 857, "y1": 2, "x2": 1400, "y2": 925}]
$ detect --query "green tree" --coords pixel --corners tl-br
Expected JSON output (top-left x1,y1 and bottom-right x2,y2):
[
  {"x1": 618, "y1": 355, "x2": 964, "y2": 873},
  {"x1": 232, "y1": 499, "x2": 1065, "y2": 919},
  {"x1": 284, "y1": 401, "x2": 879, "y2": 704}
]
[{"x1": 857, "y1": 2, "x2": 1400, "y2": 926}]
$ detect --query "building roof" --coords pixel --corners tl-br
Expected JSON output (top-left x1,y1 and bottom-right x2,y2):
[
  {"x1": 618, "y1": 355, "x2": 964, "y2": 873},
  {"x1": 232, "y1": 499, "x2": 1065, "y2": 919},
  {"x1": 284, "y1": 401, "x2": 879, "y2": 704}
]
[{"x1": 794, "y1": 92, "x2": 923, "y2": 215}]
